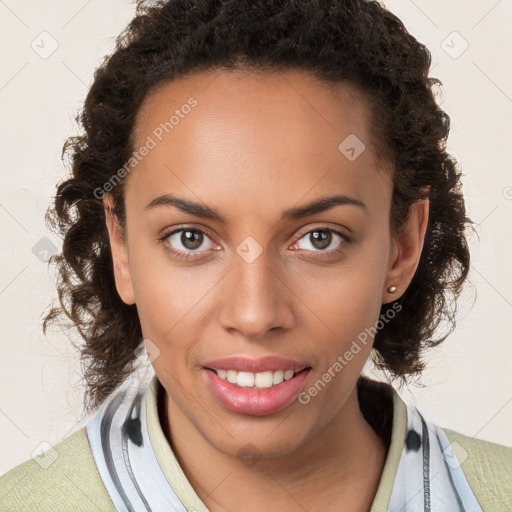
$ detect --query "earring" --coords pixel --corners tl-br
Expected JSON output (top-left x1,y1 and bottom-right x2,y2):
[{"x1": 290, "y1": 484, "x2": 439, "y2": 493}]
[{"x1": 387, "y1": 285, "x2": 397, "y2": 294}]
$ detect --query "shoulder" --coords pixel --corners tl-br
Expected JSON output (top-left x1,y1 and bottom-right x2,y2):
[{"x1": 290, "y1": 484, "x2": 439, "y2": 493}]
[
  {"x1": 442, "y1": 426, "x2": 512, "y2": 509},
  {"x1": 0, "y1": 427, "x2": 116, "y2": 512}
]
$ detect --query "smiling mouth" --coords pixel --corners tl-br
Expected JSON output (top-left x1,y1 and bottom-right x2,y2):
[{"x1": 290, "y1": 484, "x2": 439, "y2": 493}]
[{"x1": 204, "y1": 367, "x2": 311, "y2": 389}]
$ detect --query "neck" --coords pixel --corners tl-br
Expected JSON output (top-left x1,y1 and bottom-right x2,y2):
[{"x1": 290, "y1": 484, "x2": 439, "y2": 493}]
[{"x1": 160, "y1": 377, "x2": 390, "y2": 512}]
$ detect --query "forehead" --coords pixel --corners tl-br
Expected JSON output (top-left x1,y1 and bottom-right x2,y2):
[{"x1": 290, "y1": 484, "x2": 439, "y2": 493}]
[
  {"x1": 133, "y1": 68, "x2": 376, "y2": 148},
  {"x1": 126, "y1": 69, "x2": 391, "y2": 220}
]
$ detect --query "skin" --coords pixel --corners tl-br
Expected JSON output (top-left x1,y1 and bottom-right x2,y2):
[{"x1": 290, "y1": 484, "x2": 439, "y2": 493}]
[{"x1": 104, "y1": 69, "x2": 429, "y2": 511}]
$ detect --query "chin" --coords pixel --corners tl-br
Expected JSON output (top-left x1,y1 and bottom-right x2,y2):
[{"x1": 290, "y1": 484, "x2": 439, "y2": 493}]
[{"x1": 197, "y1": 414, "x2": 314, "y2": 461}]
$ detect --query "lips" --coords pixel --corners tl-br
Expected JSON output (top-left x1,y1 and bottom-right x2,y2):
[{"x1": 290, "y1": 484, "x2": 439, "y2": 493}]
[
  {"x1": 201, "y1": 355, "x2": 312, "y2": 416},
  {"x1": 202, "y1": 355, "x2": 310, "y2": 373}
]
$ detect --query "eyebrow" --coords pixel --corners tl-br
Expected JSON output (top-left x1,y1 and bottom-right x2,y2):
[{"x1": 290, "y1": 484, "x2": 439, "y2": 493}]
[{"x1": 144, "y1": 193, "x2": 366, "y2": 222}]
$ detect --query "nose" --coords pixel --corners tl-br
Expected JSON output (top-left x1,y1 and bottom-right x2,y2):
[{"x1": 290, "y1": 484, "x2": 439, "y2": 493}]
[{"x1": 217, "y1": 250, "x2": 295, "y2": 341}]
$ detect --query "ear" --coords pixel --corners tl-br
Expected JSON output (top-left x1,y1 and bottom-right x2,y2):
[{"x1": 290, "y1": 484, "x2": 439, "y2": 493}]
[
  {"x1": 103, "y1": 194, "x2": 136, "y2": 305},
  {"x1": 382, "y1": 194, "x2": 430, "y2": 304}
]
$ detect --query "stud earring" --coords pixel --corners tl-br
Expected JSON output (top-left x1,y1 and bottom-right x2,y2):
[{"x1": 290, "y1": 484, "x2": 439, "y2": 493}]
[{"x1": 387, "y1": 285, "x2": 397, "y2": 294}]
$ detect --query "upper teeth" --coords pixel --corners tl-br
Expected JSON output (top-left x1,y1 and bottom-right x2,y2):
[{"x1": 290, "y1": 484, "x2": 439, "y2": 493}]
[{"x1": 215, "y1": 369, "x2": 296, "y2": 388}]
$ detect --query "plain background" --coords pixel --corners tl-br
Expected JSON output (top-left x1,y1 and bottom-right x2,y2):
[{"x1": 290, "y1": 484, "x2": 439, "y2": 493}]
[{"x1": 0, "y1": 0, "x2": 511, "y2": 474}]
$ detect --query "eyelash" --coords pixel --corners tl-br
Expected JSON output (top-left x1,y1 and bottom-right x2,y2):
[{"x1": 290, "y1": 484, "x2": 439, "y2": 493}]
[{"x1": 158, "y1": 224, "x2": 351, "y2": 261}]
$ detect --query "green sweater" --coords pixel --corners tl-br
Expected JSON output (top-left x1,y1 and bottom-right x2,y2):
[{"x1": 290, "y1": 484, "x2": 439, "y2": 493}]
[{"x1": 1, "y1": 375, "x2": 511, "y2": 511}]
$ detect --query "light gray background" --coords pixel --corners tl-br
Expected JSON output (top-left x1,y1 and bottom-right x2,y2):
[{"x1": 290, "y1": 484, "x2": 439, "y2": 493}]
[{"x1": 1, "y1": 0, "x2": 511, "y2": 473}]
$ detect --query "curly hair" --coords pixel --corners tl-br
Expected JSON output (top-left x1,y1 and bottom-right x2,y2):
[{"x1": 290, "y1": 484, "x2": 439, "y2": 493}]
[{"x1": 43, "y1": 0, "x2": 475, "y2": 414}]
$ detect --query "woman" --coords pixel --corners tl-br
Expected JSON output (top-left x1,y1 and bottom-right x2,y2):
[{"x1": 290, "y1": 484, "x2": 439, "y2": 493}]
[{"x1": 1, "y1": 0, "x2": 510, "y2": 510}]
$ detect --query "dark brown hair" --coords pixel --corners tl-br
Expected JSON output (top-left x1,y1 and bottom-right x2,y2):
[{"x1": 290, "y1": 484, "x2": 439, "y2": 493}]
[{"x1": 43, "y1": 0, "x2": 475, "y2": 414}]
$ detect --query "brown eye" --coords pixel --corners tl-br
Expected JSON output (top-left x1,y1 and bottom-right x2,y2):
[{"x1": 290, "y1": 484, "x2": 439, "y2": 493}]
[
  {"x1": 163, "y1": 228, "x2": 215, "y2": 255},
  {"x1": 180, "y1": 230, "x2": 203, "y2": 250},
  {"x1": 309, "y1": 230, "x2": 332, "y2": 250},
  {"x1": 294, "y1": 228, "x2": 348, "y2": 253}
]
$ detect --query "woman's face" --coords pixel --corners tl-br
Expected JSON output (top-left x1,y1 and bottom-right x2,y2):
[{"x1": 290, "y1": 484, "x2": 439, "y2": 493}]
[{"x1": 105, "y1": 69, "x2": 427, "y2": 458}]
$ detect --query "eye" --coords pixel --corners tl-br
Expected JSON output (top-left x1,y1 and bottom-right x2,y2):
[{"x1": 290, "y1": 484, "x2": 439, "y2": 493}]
[
  {"x1": 159, "y1": 224, "x2": 350, "y2": 261},
  {"x1": 159, "y1": 227, "x2": 217, "y2": 260},
  {"x1": 292, "y1": 226, "x2": 350, "y2": 254}
]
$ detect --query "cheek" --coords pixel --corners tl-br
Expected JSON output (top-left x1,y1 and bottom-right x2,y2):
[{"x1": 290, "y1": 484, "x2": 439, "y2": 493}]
[
  {"x1": 129, "y1": 243, "x2": 210, "y2": 326},
  {"x1": 130, "y1": 259, "x2": 221, "y2": 370},
  {"x1": 288, "y1": 242, "x2": 387, "y2": 381},
  {"x1": 293, "y1": 255, "x2": 385, "y2": 337}
]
